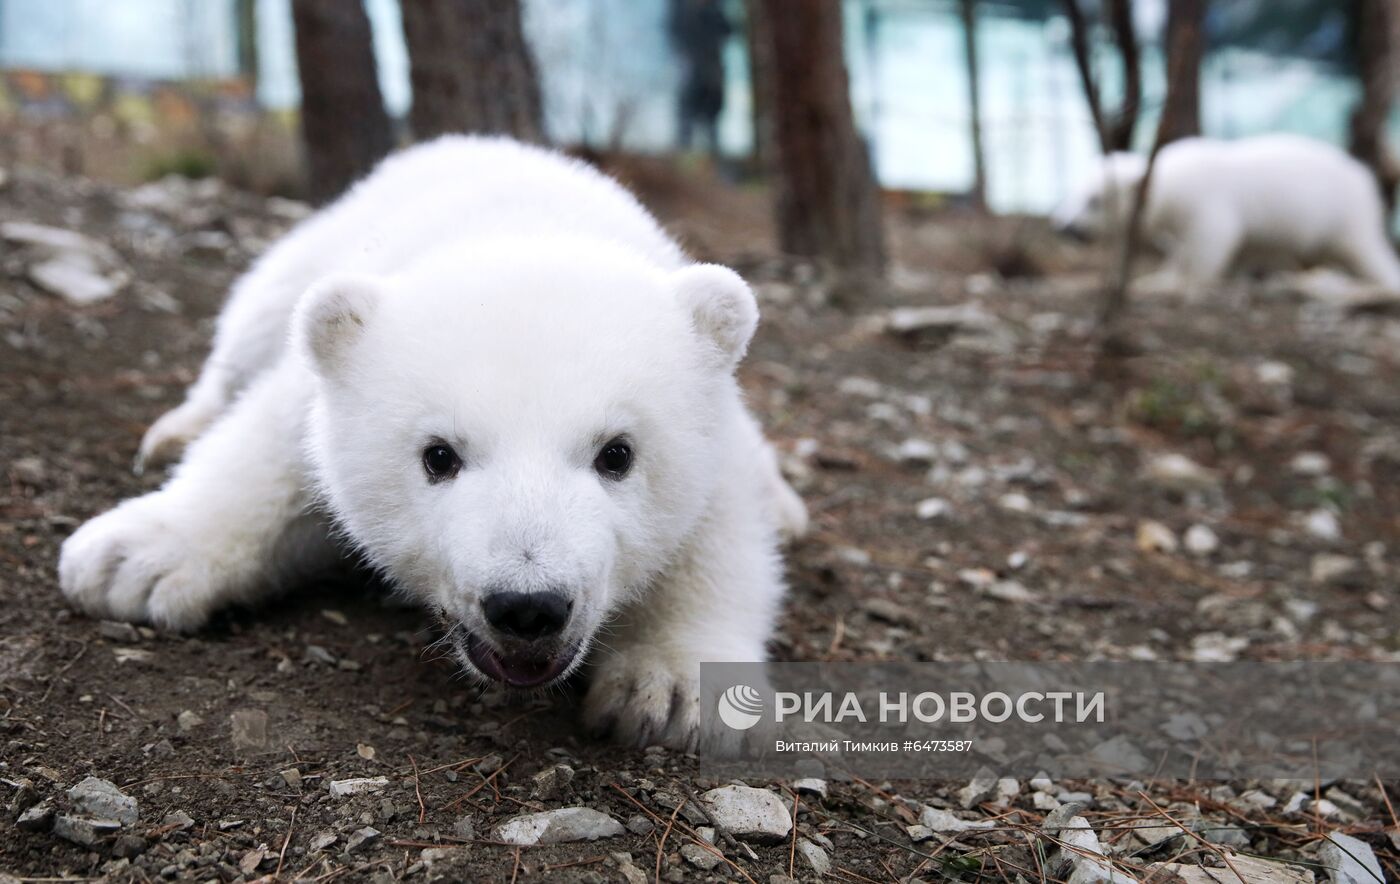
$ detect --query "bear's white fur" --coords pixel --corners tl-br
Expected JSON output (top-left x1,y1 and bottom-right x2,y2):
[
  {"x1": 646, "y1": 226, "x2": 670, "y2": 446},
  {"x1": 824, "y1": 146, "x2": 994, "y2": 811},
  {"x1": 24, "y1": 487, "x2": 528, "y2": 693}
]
[
  {"x1": 1053, "y1": 134, "x2": 1400, "y2": 289},
  {"x1": 58, "y1": 136, "x2": 808, "y2": 750}
]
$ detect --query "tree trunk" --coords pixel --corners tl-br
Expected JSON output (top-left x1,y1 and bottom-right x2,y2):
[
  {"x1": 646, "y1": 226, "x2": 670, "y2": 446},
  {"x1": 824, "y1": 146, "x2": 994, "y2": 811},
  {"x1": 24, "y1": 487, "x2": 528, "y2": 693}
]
[
  {"x1": 1104, "y1": 0, "x2": 1140, "y2": 151},
  {"x1": 236, "y1": 0, "x2": 259, "y2": 89},
  {"x1": 1349, "y1": 0, "x2": 1399, "y2": 214},
  {"x1": 1158, "y1": 0, "x2": 1204, "y2": 146},
  {"x1": 749, "y1": 0, "x2": 885, "y2": 275},
  {"x1": 960, "y1": 0, "x2": 987, "y2": 209},
  {"x1": 400, "y1": 0, "x2": 544, "y2": 142},
  {"x1": 1061, "y1": 0, "x2": 1140, "y2": 153},
  {"x1": 290, "y1": 0, "x2": 392, "y2": 204},
  {"x1": 744, "y1": 0, "x2": 773, "y2": 172},
  {"x1": 1061, "y1": 0, "x2": 1107, "y2": 153}
]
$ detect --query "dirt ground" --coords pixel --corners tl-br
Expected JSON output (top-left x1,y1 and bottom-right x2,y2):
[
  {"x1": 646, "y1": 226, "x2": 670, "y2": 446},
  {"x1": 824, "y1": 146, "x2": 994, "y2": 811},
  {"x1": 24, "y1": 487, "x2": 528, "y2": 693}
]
[{"x1": 3, "y1": 158, "x2": 1399, "y2": 883}]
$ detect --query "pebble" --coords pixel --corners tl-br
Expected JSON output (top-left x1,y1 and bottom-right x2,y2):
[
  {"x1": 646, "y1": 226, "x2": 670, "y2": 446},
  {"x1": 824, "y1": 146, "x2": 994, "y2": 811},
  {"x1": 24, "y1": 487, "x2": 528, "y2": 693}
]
[
  {"x1": 1304, "y1": 508, "x2": 1342, "y2": 542},
  {"x1": 956, "y1": 768, "x2": 999, "y2": 808},
  {"x1": 229, "y1": 708, "x2": 269, "y2": 752},
  {"x1": 700, "y1": 785, "x2": 792, "y2": 843},
  {"x1": 1311, "y1": 553, "x2": 1359, "y2": 585},
  {"x1": 328, "y1": 777, "x2": 389, "y2": 797},
  {"x1": 530, "y1": 763, "x2": 575, "y2": 800},
  {"x1": 16, "y1": 800, "x2": 55, "y2": 832},
  {"x1": 920, "y1": 806, "x2": 994, "y2": 833},
  {"x1": 998, "y1": 492, "x2": 1033, "y2": 513},
  {"x1": 1136, "y1": 520, "x2": 1178, "y2": 554},
  {"x1": 984, "y1": 579, "x2": 1038, "y2": 603},
  {"x1": 1290, "y1": 451, "x2": 1331, "y2": 476},
  {"x1": 1183, "y1": 524, "x2": 1219, "y2": 556},
  {"x1": 680, "y1": 841, "x2": 723, "y2": 870},
  {"x1": 991, "y1": 777, "x2": 1020, "y2": 805},
  {"x1": 67, "y1": 776, "x2": 138, "y2": 826},
  {"x1": 97, "y1": 621, "x2": 141, "y2": 642},
  {"x1": 493, "y1": 807, "x2": 625, "y2": 845},
  {"x1": 861, "y1": 597, "x2": 915, "y2": 625},
  {"x1": 1041, "y1": 806, "x2": 1127, "y2": 883},
  {"x1": 346, "y1": 826, "x2": 381, "y2": 853},
  {"x1": 915, "y1": 497, "x2": 951, "y2": 520},
  {"x1": 29, "y1": 258, "x2": 124, "y2": 304},
  {"x1": 796, "y1": 838, "x2": 831, "y2": 875},
  {"x1": 1143, "y1": 453, "x2": 1220, "y2": 492},
  {"x1": 176, "y1": 710, "x2": 204, "y2": 732},
  {"x1": 791, "y1": 777, "x2": 827, "y2": 798},
  {"x1": 162, "y1": 810, "x2": 194, "y2": 830},
  {"x1": 1032, "y1": 791, "x2": 1060, "y2": 811},
  {"x1": 896, "y1": 438, "x2": 939, "y2": 465}
]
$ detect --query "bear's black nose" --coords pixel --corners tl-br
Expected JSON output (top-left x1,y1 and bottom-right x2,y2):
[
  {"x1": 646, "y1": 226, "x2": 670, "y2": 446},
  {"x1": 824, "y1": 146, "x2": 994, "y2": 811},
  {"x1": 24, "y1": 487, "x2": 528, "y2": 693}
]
[{"x1": 482, "y1": 590, "x2": 573, "y2": 640}]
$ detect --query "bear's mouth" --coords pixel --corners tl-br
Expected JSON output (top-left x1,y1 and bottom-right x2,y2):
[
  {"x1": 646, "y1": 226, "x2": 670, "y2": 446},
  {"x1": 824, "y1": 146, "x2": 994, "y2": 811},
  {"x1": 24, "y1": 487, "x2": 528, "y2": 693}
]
[{"x1": 459, "y1": 630, "x2": 580, "y2": 688}]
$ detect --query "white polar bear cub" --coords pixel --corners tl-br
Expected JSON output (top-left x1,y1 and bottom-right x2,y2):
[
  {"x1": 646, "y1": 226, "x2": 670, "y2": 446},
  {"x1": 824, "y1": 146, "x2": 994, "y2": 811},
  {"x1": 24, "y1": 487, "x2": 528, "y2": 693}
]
[
  {"x1": 1053, "y1": 134, "x2": 1400, "y2": 289},
  {"x1": 59, "y1": 136, "x2": 808, "y2": 749}
]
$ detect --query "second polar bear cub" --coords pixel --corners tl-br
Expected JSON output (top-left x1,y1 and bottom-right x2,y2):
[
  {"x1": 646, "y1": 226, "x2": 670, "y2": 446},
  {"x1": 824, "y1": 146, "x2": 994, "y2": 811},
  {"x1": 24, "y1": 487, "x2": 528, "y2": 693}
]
[
  {"x1": 59, "y1": 136, "x2": 808, "y2": 749},
  {"x1": 1054, "y1": 134, "x2": 1400, "y2": 289}
]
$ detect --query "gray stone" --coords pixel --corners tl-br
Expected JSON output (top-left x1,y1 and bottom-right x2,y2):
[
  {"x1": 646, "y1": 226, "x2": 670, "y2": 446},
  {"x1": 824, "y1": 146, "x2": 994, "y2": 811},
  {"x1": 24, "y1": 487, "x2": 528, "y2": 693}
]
[
  {"x1": 346, "y1": 826, "x2": 381, "y2": 853},
  {"x1": 1318, "y1": 832, "x2": 1383, "y2": 884},
  {"x1": 1042, "y1": 807, "x2": 1129, "y2": 884},
  {"x1": 328, "y1": 777, "x2": 389, "y2": 797},
  {"x1": 700, "y1": 785, "x2": 792, "y2": 843},
  {"x1": 162, "y1": 810, "x2": 194, "y2": 831},
  {"x1": 67, "y1": 776, "x2": 138, "y2": 826},
  {"x1": 1142, "y1": 453, "x2": 1219, "y2": 492},
  {"x1": 919, "y1": 806, "x2": 994, "y2": 834},
  {"x1": 29, "y1": 257, "x2": 122, "y2": 305},
  {"x1": 791, "y1": 778, "x2": 828, "y2": 799},
  {"x1": 956, "y1": 767, "x2": 999, "y2": 808},
  {"x1": 16, "y1": 800, "x2": 54, "y2": 832},
  {"x1": 53, "y1": 814, "x2": 122, "y2": 846},
  {"x1": 493, "y1": 807, "x2": 625, "y2": 846},
  {"x1": 797, "y1": 838, "x2": 831, "y2": 876},
  {"x1": 229, "y1": 709, "x2": 268, "y2": 752},
  {"x1": 452, "y1": 815, "x2": 475, "y2": 840},
  {"x1": 1151, "y1": 855, "x2": 1311, "y2": 884},
  {"x1": 680, "y1": 841, "x2": 723, "y2": 870},
  {"x1": 176, "y1": 710, "x2": 204, "y2": 732},
  {"x1": 97, "y1": 621, "x2": 141, "y2": 642},
  {"x1": 530, "y1": 764, "x2": 575, "y2": 800},
  {"x1": 1184, "y1": 524, "x2": 1220, "y2": 556}
]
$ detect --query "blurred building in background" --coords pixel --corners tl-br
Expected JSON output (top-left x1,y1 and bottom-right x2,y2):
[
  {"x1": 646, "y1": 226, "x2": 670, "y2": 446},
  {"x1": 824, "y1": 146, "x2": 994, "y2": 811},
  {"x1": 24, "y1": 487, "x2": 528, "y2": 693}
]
[{"x1": 0, "y1": 0, "x2": 1388, "y2": 214}]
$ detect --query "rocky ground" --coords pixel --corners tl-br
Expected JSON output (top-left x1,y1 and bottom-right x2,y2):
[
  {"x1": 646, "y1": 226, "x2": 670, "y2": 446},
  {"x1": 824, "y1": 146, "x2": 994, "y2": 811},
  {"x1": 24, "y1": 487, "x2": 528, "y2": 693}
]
[{"x1": 2, "y1": 160, "x2": 1399, "y2": 882}]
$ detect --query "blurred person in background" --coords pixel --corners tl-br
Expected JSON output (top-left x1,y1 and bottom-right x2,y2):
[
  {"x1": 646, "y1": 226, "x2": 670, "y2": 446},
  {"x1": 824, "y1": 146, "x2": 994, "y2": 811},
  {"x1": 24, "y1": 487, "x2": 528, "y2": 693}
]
[{"x1": 669, "y1": 0, "x2": 731, "y2": 159}]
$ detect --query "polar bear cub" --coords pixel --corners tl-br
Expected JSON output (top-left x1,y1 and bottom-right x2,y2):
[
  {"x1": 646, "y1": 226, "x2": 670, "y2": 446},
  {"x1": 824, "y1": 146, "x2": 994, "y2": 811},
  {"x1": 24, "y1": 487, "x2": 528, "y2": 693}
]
[
  {"x1": 1053, "y1": 134, "x2": 1400, "y2": 289},
  {"x1": 59, "y1": 136, "x2": 807, "y2": 749}
]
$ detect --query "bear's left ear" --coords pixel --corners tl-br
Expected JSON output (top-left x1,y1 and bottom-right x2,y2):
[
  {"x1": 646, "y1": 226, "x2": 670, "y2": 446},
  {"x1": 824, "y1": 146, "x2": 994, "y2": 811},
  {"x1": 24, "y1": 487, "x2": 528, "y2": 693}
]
[
  {"x1": 294, "y1": 274, "x2": 386, "y2": 377},
  {"x1": 673, "y1": 263, "x2": 759, "y2": 370}
]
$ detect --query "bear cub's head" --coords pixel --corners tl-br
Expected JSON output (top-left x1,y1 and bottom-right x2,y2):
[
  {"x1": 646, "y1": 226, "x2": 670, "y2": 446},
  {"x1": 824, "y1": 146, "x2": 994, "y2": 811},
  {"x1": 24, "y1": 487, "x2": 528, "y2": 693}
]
[
  {"x1": 1051, "y1": 151, "x2": 1149, "y2": 241},
  {"x1": 294, "y1": 240, "x2": 758, "y2": 690}
]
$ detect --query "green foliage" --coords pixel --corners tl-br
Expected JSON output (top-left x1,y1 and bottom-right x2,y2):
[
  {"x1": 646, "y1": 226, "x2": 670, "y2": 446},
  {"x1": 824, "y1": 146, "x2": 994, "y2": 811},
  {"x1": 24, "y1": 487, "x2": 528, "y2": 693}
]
[{"x1": 140, "y1": 149, "x2": 218, "y2": 182}]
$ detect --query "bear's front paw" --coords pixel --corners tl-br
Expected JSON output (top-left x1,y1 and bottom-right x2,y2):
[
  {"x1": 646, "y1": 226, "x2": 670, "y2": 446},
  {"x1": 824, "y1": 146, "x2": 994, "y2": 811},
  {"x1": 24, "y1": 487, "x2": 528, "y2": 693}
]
[
  {"x1": 58, "y1": 493, "x2": 239, "y2": 631},
  {"x1": 583, "y1": 647, "x2": 708, "y2": 752}
]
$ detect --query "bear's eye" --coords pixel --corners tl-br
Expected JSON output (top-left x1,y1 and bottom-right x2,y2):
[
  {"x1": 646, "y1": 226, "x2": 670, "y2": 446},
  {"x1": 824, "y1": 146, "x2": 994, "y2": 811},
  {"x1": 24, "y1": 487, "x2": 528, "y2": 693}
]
[
  {"x1": 594, "y1": 437, "x2": 633, "y2": 480},
  {"x1": 422, "y1": 443, "x2": 462, "y2": 481}
]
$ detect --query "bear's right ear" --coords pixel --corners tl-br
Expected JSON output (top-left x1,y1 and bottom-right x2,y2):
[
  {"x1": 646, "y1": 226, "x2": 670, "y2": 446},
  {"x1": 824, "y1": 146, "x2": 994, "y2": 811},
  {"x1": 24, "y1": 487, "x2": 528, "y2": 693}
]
[
  {"x1": 673, "y1": 263, "x2": 759, "y2": 371},
  {"x1": 294, "y1": 275, "x2": 384, "y2": 376}
]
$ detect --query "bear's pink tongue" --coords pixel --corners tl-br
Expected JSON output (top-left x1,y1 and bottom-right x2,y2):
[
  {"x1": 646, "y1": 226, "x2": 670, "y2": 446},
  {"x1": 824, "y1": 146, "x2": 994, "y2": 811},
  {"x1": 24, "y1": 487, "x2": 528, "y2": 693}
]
[{"x1": 466, "y1": 635, "x2": 574, "y2": 688}]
